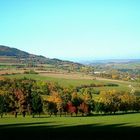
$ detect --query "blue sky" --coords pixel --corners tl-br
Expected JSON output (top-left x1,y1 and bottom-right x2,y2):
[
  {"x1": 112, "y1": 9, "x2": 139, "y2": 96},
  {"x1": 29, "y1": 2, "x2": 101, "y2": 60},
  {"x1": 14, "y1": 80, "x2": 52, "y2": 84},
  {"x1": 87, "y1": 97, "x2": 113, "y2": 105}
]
[{"x1": 0, "y1": 0, "x2": 140, "y2": 61}]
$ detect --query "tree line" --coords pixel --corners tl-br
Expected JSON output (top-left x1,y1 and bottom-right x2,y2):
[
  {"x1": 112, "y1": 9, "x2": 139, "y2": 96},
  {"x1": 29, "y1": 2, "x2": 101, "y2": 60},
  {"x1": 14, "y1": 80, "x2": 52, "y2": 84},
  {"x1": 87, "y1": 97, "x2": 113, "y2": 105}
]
[{"x1": 0, "y1": 77, "x2": 140, "y2": 118}]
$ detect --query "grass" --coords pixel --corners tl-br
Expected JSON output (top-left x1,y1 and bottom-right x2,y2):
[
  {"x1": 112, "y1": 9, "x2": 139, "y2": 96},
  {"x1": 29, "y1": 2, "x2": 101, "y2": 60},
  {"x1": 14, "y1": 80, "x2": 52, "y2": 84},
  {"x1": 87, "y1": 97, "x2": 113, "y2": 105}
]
[
  {"x1": 4, "y1": 74, "x2": 95, "y2": 87},
  {"x1": 0, "y1": 113, "x2": 140, "y2": 140},
  {"x1": 3, "y1": 73, "x2": 139, "y2": 93},
  {"x1": 1, "y1": 113, "x2": 140, "y2": 126}
]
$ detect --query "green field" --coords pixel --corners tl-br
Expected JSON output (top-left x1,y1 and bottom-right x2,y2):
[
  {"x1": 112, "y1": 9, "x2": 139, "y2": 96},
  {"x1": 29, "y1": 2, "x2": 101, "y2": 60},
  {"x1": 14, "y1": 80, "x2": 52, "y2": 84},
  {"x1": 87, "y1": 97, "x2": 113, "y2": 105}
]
[
  {"x1": 0, "y1": 113, "x2": 140, "y2": 140},
  {"x1": 3, "y1": 74, "x2": 95, "y2": 87},
  {"x1": 4, "y1": 73, "x2": 140, "y2": 93}
]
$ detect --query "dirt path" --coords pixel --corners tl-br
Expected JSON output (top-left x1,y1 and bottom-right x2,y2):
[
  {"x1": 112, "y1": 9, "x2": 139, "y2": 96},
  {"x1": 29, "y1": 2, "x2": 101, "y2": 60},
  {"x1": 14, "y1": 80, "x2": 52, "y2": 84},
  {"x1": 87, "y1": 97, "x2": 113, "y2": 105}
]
[
  {"x1": 39, "y1": 72, "x2": 93, "y2": 80},
  {"x1": 95, "y1": 77, "x2": 132, "y2": 84}
]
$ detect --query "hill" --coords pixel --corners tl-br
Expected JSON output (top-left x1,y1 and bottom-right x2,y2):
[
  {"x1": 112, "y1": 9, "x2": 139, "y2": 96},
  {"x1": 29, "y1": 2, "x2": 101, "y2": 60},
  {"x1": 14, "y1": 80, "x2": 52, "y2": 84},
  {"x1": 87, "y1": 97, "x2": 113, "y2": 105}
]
[
  {"x1": 0, "y1": 45, "x2": 80, "y2": 64},
  {"x1": 0, "y1": 45, "x2": 86, "y2": 73},
  {"x1": 0, "y1": 45, "x2": 31, "y2": 57}
]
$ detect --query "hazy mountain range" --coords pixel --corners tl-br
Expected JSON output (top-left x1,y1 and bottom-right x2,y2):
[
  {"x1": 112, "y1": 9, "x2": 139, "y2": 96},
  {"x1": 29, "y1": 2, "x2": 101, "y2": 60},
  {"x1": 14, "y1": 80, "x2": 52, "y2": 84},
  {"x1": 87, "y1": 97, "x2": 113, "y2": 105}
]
[{"x1": 80, "y1": 59, "x2": 140, "y2": 65}]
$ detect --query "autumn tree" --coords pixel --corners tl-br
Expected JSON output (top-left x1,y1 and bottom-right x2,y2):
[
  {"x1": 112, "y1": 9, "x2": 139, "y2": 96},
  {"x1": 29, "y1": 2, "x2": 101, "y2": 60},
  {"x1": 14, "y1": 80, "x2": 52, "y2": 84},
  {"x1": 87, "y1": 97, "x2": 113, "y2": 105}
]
[
  {"x1": 14, "y1": 89, "x2": 27, "y2": 117},
  {"x1": 78, "y1": 102, "x2": 89, "y2": 116},
  {"x1": 47, "y1": 82, "x2": 63, "y2": 94},
  {"x1": 119, "y1": 92, "x2": 136, "y2": 112},
  {"x1": 46, "y1": 92, "x2": 63, "y2": 116},
  {"x1": 66, "y1": 101, "x2": 77, "y2": 116},
  {"x1": 60, "y1": 88, "x2": 72, "y2": 116},
  {"x1": 71, "y1": 92, "x2": 82, "y2": 116},
  {"x1": 97, "y1": 90, "x2": 121, "y2": 114},
  {"x1": 81, "y1": 88, "x2": 94, "y2": 114}
]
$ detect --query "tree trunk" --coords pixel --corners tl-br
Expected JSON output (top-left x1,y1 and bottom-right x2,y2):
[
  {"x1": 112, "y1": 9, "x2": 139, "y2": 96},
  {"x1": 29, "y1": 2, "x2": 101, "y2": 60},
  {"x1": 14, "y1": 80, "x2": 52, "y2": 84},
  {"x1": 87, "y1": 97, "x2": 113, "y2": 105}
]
[
  {"x1": 32, "y1": 113, "x2": 35, "y2": 118},
  {"x1": 15, "y1": 112, "x2": 17, "y2": 118},
  {"x1": 22, "y1": 111, "x2": 26, "y2": 117},
  {"x1": 49, "y1": 113, "x2": 52, "y2": 117}
]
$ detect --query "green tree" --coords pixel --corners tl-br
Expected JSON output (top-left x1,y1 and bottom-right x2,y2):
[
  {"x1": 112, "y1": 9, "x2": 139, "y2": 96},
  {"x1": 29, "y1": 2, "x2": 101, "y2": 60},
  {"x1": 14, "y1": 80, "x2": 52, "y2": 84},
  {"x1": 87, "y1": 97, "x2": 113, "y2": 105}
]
[
  {"x1": 31, "y1": 92, "x2": 43, "y2": 118},
  {"x1": 133, "y1": 96, "x2": 140, "y2": 111},
  {"x1": 46, "y1": 101, "x2": 58, "y2": 117},
  {"x1": 0, "y1": 95, "x2": 6, "y2": 118},
  {"x1": 32, "y1": 81, "x2": 50, "y2": 95}
]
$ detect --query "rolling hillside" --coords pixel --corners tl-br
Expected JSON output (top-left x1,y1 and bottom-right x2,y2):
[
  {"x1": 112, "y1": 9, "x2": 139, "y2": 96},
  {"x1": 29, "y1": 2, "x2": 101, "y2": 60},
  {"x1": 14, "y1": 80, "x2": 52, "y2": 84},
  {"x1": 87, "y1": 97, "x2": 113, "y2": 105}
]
[
  {"x1": 0, "y1": 45, "x2": 88, "y2": 73},
  {"x1": 0, "y1": 45, "x2": 82, "y2": 66}
]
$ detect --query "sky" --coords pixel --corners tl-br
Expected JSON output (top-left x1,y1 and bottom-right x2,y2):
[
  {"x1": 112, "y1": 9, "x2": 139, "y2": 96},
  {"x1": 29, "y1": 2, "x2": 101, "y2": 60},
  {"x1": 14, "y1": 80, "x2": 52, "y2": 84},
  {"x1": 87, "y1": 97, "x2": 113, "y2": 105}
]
[{"x1": 0, "y1": 0, "x2": 140, "y2": 62}]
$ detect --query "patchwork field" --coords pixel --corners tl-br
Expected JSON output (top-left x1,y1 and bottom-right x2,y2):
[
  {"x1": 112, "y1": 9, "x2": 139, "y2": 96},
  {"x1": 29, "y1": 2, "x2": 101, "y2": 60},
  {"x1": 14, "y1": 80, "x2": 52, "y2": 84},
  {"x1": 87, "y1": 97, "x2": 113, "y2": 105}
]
[{"x1": 3, "y1": 73, "x2": 140, "y2": 93}]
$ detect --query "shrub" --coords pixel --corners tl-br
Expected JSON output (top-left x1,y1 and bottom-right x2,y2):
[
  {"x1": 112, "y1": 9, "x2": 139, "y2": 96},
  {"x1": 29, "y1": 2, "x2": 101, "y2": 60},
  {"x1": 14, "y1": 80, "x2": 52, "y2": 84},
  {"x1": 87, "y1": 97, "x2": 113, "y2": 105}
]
[{"x1": 24, "y1": 70, "x2": 38, "y2": 74}]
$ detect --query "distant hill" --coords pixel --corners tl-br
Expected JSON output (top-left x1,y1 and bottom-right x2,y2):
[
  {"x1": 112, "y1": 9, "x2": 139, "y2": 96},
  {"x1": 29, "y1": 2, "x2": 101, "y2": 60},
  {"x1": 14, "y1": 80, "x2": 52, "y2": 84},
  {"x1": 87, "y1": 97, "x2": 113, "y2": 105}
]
[
  {"x1": 0, "y1": 45, "x2": 83, "y2": 68},
  {"x1": 0, "y1": 45, "x2": 31, "y2": 57}
]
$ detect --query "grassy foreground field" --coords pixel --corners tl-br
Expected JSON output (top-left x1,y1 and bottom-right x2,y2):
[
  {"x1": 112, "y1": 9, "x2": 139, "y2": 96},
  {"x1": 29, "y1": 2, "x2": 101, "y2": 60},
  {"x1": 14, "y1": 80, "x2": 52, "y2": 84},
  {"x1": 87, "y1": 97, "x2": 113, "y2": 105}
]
[{"x1": 0, "y1": 113, "x2": 140, "y2": 140}]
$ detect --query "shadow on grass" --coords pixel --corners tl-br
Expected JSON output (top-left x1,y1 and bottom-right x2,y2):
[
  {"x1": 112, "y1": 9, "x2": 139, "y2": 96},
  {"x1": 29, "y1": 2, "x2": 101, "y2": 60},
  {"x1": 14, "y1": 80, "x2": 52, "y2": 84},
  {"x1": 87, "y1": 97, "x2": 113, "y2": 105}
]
[
  {"x1": 0, "y1": 122, "x2": 140, "y2": 140},
  {"x1": 0, "y1": 121, "x2": 55, "y2": 128},
  {"x1": 92, "y1": 111, "x2": 140, "y2": 117}
]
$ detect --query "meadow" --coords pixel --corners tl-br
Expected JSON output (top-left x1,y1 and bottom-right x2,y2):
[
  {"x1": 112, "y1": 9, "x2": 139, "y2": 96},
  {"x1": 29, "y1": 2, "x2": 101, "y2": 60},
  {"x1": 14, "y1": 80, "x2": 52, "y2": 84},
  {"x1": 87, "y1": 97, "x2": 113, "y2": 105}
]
[
  {"x1": 0, "y1": 113, "x2": 140, "y2": 140},
  {"x1": 3, "y1": 73, "x2": 140, "y2": 93}
]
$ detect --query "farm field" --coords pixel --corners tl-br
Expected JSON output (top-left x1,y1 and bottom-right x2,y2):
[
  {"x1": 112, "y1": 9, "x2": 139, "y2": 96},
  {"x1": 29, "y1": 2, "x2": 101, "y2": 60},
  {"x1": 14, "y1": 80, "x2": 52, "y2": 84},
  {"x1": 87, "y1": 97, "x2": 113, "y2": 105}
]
[
  {"x1": 3, "y1": 73, "x2": 140, "y2": 93},
  {"x1": 3, "y1": 73, "x2": 96, "y2": 87},
  {"x1": 0, "y1": 113, "x2": 140, "y2": 140}
]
